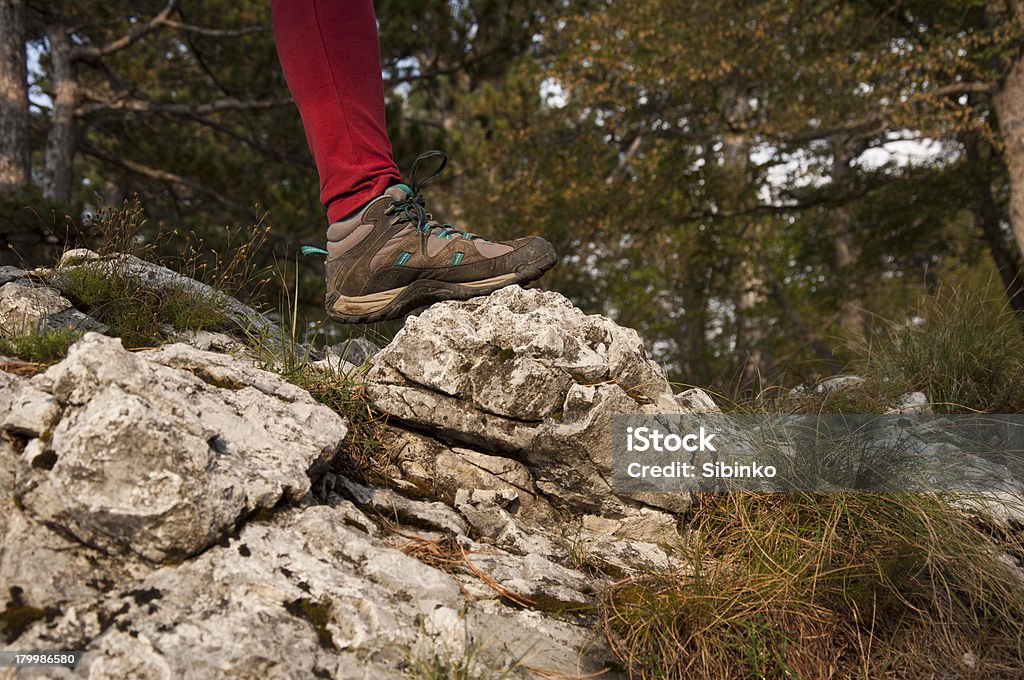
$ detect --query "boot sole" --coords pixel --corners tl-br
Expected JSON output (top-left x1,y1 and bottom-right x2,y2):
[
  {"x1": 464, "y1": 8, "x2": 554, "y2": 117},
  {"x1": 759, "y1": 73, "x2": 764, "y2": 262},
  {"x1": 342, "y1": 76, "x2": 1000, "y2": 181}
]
[{"x1": 327, "y1": 250, "x2": 557, "y2": 324}]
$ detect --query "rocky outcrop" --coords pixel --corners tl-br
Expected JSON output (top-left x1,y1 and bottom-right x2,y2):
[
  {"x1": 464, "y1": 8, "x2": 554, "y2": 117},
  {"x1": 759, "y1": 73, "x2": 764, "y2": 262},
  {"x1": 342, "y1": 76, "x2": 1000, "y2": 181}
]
[
  {"x1": 365, "y1": 286, "x2": 714, "y2": 538},
  {"x1": 5, "y1": 268, "x2": 1024, "y2": 678},
  {"x1": 1, "y1": 317, "x2": 666, "y2": 678}
]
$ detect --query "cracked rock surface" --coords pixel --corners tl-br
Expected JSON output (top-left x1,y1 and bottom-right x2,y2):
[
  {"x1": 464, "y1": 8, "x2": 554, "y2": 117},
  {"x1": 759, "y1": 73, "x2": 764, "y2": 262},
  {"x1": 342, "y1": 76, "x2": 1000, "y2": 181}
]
[
  {"x1": 6, "y1": 333, "x2": 346, "y2": 563},
  {"x1": 365, "y1": 286, "x2": 709, "y2": 536},
  {"x1": 1, "y1": 323, "x2": 653, "y2": 678}
]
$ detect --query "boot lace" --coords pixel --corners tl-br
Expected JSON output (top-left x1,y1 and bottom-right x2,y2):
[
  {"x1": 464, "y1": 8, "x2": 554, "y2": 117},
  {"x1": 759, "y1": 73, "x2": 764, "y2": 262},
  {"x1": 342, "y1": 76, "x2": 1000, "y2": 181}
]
[{"x1": 386, "y1": 151, "x2": 486, "y2": 242}]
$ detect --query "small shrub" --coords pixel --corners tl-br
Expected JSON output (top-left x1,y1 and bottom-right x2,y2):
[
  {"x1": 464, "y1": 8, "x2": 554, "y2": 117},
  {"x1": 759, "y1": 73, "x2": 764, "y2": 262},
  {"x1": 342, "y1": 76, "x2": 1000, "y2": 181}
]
[
  {"x1": 602, "y1": 492, "x2": 1024, "y2": 679},
  {"x1": 56, "y1": 197, "x2": 270, "y2": 348},
  {"x1": 0, "y1": 328, "x2": 81, "y2": 364}
]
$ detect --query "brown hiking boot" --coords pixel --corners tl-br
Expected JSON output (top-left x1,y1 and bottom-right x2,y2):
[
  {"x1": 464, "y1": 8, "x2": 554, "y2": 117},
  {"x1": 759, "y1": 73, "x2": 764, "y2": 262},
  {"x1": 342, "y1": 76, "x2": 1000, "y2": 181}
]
[{"x1": 315, "y1": 151, "x2": 557, "y2": 324}]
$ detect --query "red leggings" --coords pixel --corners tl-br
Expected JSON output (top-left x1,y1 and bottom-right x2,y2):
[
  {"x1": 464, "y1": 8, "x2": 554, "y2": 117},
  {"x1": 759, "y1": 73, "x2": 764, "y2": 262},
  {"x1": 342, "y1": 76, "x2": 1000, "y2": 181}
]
[{"x1": 271, "y1": 0, "x2": 402, "y2": 224}]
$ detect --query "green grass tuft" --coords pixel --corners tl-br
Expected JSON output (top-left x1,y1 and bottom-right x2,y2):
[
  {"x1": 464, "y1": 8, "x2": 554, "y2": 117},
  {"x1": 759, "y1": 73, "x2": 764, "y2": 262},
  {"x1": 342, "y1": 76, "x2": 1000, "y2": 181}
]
[
  {"x1": 402, "y1": 635, "x2": 527, "y2": 680},
  {"x1": 59, "y1": 263, "x2": 226, "y2": 348},
  {"x1": 53, "y1": 196, "x2": 270, "y2": 349},
  {"x1": 858, "y1": 285, "x2": 1024, "y2": 413},
  {"x1": 283, "y1": 364, "x2": 394, "y2": 484},
  {"x1": 0, "y1": 328, "x2": 81, "y2": 364}
]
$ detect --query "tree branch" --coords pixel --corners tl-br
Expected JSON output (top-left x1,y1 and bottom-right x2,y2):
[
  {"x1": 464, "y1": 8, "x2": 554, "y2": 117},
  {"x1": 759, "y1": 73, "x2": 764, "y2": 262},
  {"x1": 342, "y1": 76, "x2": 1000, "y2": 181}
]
[
  {"x1": 77, "y1": 94, "x2": 293, "y2": 117},
  {"x1": 605, "y1": 135, "x2": 643, "y2": 184},
  {"x1": 927, "y1": 81, "x2": 996, "y2": 97},
  {"x1": 159, "y1": 19, "x2": 267, "y2": 37},
  {"x1": 71, "y1": 0, "x2": 178, "y2": 61},
  {"x1": 775, "y1": 117, "x2": 885, "y2": 148},
  {"x1": 79, "y1": 143, "x2": 239, "y2": 209}
]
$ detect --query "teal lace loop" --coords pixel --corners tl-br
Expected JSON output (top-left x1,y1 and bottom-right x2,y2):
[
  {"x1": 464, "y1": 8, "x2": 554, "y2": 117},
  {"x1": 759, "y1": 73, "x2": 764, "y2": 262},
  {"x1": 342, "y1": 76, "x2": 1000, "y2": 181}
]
[
  {"x1": 300, "y1": 245, "x2": 328, "y2": 257},
  {"x1": 387, "y1": 151, "x2": 486, "y2": 241}
]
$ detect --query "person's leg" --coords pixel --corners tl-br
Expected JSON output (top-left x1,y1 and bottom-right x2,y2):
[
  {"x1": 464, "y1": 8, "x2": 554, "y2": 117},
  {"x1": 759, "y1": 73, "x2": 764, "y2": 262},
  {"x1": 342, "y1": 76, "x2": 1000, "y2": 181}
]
[
  {"x1": 272, "y1": 1, "x2": 557, "y2": 324},
  {"x1": 271, "y1": 0, "x2": 402, "y2": 223}
]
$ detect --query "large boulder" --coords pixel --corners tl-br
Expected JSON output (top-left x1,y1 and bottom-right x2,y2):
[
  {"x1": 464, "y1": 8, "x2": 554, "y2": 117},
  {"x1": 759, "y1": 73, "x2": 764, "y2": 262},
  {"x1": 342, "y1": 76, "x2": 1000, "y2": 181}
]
[
  {"x1": 365, "y1": 286, "x2": 705, "y2": 533},
  {"x1": 7, "y1": 333, "x2": 347, "y2": 563}
]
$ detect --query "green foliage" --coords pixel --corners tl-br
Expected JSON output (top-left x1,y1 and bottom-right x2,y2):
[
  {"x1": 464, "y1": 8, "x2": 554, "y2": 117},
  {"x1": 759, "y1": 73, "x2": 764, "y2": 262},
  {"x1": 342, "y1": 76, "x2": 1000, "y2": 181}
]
[
  {"x1": 60, "y1": 263, "x2": 226, "y2": 348},
  {"x1": 0, "y1": 328, "x2": 81, "y2": 364},
  {"x1": 282, "y1": 364, "x2": 393, "y2": 485},
  {"x1": 859, "y1": 284, "x2": 1024, "y2": 413},
  {"x1": 603, "y1": 492, "x2": 1024, "y2": 679}
]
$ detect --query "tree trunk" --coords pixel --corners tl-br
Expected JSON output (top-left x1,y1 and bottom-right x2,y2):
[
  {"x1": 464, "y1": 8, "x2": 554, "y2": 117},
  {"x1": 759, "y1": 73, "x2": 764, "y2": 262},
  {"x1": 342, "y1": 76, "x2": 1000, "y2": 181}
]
[
  {"x1": 963, "y1": 131, "x2": 1024, "y2": 324},
  {"x1": 0, "y1": 0, "x2": 29, "y2": 195},
  {"x1": 42, "y1": 24, "x2": 77, "y2": 204},
  {"x1": 721, "y1": 84, "x2": 767, "y2": 390},
  {"x1": 992, "y1": 3, "x2": 1024, "y2": 265},
  {"x1": 831, "y1": 136, "x2": 867, "y2": 346}
]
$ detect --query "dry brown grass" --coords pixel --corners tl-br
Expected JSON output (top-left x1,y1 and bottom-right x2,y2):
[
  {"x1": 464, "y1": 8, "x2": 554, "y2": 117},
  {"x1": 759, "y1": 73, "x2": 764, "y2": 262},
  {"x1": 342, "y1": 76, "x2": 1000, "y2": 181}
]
[{"x1": 602, "y1": 492, "x2": 1024, "y2": 679}]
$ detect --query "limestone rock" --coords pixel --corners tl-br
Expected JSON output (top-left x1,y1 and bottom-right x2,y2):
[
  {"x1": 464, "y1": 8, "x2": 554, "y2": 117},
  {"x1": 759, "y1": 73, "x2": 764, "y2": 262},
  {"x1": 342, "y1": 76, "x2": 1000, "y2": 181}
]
[
  {"x1": 328, "y1": 337, "x2": 380, "y2": 366},
  {"x1": 674, "y1": 387, "x2": 721, "y2": 413},
  {"x1": 463, "y1": 550, "x2": 598, "y2": 609},
  {"x1": 0, "y1": 497, "x2": 152, "y2": 623},
  {"x1": 815, "y1": 375, "x2": 866, "y2": 393},
  {"x1": 16, "y1": 333, "x2": 346, "y2": 562},
  {"x1": 0, "y1": 265, "x2": 27, "y2": 286},
  {"x1": 14, "y1": 504, "x2": 621, "y2": 679},
  {"x1": 0, "y1": 370, "x2": 61, "y2": 438},
  {"x1": 171, "y1": 329, "x2": 248, "y2": 354},
  {"x1": 366, "y1": 286, "x2": 691, "y2": 532},
  {"x1": 0, "y1": 280, "x2": 106, "y2": 335},
  {"x1": 332, "y1": 474, "x2": 470, "y2": 536},
  {"x1": 886, "y1": 391, "x2": 933, "y2": 415}
]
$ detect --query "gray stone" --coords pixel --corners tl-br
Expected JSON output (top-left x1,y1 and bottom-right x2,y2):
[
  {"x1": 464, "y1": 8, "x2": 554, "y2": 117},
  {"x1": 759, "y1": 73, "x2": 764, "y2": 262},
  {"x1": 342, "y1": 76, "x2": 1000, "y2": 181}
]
[
  {"x1": 14, "y1": 503, "x2": 626, "y2": 678},
  {"x1": 886, "y1": 391, "x2": 933, "y2": 415},
  {"x1": 310, "y1": 352, "x2": 360, "y2": 375},
  {"x1": 0, "y1": 370, "x2": 61, "y2": 438},
  {"x1": 0, "y1": 265, "x2": 27, "y2": 285},
  {"x1": 464, "y1": 600, "x2": 623, "y2": 678},
  {"x1": 464, "y1": 549, "x2": 598, "y2": 608},
  {"x1": 815, "y1": 375, "x2": 866, "y2": 393},
  {"x1": 329, "y1": 337, "x2": 380, "y2": 366},
  {"x1": 0, "y1": 497, "x2": 152, "y2": 618},
  {"x1": 334, "y1": 474, "x2": 469, "y2": 536},
  {"x1": 58, "y1": 248, "x2": 101, "y2": 267},
  {"x1": 366, "y1": 286, "x2": 689, "y2": 536},
  {"x1": 674, "y1": 387, "x2": 721, "y2": 413},
  {"x1": 172, "y1": 329, "x2": 248, "y2": 354},
  {"x1": 0, "y1": 280, "x2": 106, "y2": 335},
  {"x1": 17, "y1": 333, "x2": 347, "y2": 562}
]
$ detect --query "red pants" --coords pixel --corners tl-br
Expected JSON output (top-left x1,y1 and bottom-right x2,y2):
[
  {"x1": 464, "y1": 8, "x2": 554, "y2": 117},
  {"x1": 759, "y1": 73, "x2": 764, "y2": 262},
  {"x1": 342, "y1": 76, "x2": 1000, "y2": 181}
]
[{"x1": 271, "y1": 0, "x2": 402, "y2": 223}]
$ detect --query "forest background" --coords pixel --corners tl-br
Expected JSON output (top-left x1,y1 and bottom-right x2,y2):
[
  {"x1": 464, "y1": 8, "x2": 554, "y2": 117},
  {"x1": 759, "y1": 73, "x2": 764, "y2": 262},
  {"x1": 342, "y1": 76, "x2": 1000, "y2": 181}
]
[{"x1": 2, "y1": 0, "x2": 1023, "y2": 396}]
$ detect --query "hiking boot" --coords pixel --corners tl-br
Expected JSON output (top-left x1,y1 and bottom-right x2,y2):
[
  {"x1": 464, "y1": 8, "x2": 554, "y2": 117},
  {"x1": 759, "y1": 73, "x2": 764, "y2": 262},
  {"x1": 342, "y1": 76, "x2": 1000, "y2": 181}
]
[{"x1": 317, "y1": 151, "x2": 557, "y2": 324}]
